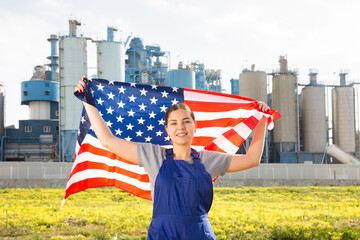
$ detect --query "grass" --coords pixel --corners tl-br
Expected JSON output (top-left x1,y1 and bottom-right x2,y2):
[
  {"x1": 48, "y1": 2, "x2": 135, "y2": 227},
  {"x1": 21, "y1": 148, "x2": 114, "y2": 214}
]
[{"x1": 0, "y1": 186, "x2": 359, "y2": 239}]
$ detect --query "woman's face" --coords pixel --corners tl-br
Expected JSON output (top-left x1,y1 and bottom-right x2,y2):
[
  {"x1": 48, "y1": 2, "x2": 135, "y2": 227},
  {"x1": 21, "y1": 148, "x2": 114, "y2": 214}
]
[{"x1": 165, "y1": 109, "x2": 196, "y2": 146}]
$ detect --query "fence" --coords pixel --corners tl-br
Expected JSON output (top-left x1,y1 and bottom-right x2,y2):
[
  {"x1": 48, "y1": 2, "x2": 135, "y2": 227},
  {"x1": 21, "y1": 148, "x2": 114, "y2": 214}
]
[{"x1": 0, "y1": 162, "x2": 359, "y2": 188}]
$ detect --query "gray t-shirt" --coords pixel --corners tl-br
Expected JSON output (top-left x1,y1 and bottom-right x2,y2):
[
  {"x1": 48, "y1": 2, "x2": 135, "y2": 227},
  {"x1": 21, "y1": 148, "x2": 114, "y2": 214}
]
[{"x1": 137, "y1": 142, "x2": 231, "y2": 200}]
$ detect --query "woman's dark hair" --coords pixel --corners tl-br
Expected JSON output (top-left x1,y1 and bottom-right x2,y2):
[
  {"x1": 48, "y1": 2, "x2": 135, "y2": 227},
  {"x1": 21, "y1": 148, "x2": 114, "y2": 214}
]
[{"x1": 165, "y1": 103, "x2": 195, "y2": 126}]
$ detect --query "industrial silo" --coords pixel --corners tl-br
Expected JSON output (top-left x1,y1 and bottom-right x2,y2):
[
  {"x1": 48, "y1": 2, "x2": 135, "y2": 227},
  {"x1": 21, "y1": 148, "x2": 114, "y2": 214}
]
[
  {"x1": 97, "y1": 27, "x2": 126, "y2": 82},
  {"x1": 332, "y1": 73, "x2": 356, "y2": 154},
  {"x1": 272, "y1": 56, "x2": 298, "y2": 153},
  {"x1": 0, "y1": 82, "x2": 4, "y2": 136},
  {"x1": 59, "y1": 20, "x2": 87, "y2": 161},
  {"x1": 239, "y1": 64, "x2": 267, "y2": 103},
  {"x1": 301, "y1": 71, "x2": 327, "y2": 153},
  {"x1": 21, "y1": 65, "x2": 59, "y2": 120},
  {"x1": 165, "y1": 63, "x2": 195, "y2": 89}
]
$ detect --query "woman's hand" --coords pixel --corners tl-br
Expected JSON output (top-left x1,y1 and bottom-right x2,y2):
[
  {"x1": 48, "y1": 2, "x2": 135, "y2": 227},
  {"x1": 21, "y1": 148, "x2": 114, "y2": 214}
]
[
  {"x1": 258, "y1": 101, "x2": 270, "y2": 113},
  {"x1": 75, "y1": 76, "x2": 86, "y2": 93}
]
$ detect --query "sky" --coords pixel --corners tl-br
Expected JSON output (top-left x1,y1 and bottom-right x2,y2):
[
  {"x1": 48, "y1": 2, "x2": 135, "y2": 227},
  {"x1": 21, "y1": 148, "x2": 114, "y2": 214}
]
[{"x1": 1, "y1": 0, "x2": 360, "y2": 128}]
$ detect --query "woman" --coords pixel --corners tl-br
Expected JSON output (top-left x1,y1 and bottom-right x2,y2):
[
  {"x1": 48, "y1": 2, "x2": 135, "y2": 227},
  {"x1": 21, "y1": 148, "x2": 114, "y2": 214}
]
[{"x1": 76, "y1": 80, "x2": 269, "y2": 240}]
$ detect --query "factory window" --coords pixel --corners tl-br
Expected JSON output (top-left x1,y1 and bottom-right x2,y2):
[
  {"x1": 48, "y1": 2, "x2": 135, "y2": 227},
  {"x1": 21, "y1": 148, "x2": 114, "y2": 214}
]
[
  {"x1": 24, "y1": 91, "x2": 28, "y2": 96},
  {"x1": 24, "y1": 126, "x2": 32, "y2": 133},
  {"x1": 45, "y1": 90, "x2": 50, "y2": 96},
  {"x1": 43, "y1": 126, "x2": 51, "y2": 133}
]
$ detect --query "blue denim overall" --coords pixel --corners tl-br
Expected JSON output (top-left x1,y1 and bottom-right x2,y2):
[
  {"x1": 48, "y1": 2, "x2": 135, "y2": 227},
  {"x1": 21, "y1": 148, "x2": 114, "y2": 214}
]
[{"x1": 147, "y1": 148, "x2": 216, "y2": 240}]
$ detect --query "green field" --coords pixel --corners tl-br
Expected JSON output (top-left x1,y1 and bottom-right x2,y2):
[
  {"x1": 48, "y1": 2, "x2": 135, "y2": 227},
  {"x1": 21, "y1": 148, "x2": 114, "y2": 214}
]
[{"x1": 0, "y1": 186, "x2": 359, "y2": 240}]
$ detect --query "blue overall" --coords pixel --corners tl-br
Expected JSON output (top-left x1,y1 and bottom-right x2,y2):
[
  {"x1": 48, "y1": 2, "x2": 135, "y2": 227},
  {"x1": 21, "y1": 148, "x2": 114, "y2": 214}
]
[{"x1": 147, "y1": 148, "x2": 216, "y2": 240}]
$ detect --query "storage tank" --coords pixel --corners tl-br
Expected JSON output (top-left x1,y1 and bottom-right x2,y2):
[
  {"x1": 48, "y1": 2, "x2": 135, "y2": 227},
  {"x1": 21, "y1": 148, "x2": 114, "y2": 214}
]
[
  {"x1": 272, "y1": 56, "x2": 298, "y2": 152},
  {"x1": 165, "y1": 68, "x2": 195, "y2": 89},
  {"x1": 59, "y1": 20, "x2": 87, "y2": 161},
  {"x1": 332, "y1": 86, "x2": 356, "y2": 154},
  {"x1": 301, "y1": 71, "x2": 327, "y2": 152},
  {"x1": 239, "y1": 64, "x2": 267, "y2": 103},
  {"x1": 0, "y1": 82, "x2": 4, "y2": 136},
  {"x1": 97, "y1": 27, "x2": 125, "y2": 82},
  {"x1": 21, "y1": 65, "x2": 59, "y2": 120}
]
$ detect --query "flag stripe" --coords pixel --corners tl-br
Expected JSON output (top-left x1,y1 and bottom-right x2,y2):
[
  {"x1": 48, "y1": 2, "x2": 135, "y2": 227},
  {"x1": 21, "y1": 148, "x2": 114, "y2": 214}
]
[
  {"x1": 65, "y1": 177, "x2": 151, "y2": 200},
  {"x1": 66, "y1": 169, "x2": 151, "y2": 192}
]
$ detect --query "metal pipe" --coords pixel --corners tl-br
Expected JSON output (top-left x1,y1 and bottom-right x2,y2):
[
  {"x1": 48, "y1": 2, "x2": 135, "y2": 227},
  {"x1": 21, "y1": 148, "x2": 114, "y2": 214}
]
[{"x1": 0, "y1": 136, "x2": 7, "y2": 162}]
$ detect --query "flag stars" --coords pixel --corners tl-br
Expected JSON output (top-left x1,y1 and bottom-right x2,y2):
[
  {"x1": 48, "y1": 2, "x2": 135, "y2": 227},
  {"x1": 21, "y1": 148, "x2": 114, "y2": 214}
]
[
  {"x1": 128, "y1": 109, "x2": 135, "y2": 117},
  {"x1": 150, "y1": 96, "x2": 158, "y2": 104},
  {"x1": 129, "y1": 94, "x2": 137, "y2": 102},
  {"x1": 125, "y1": 136, "x2": 132, "y2": 141},
  {"x1": 107, "y1": 92, "x2": 115, "y2": 100},
  {"x1": 99, "y1": 111, "x2": 103, "y2": 117},
  {"x1": 97, "y1": 98, "x2": 104, "y2": 105},
  {"x1": 145, "y1": 136, "x2": 152, "y2": 142},
  {"x1": 106, "y1": 120, "x2": 113, "y2": 128},
  {"x1": 147, "y1": 125, "x2": 154, "y2": 131},
  {"x1": 156, "y1": 130, "x2": 163, "y2": 136},
  {"x1": 130, "y1": 83, "x2": 136, "y2": 87},
  {"x1": 115, "y1": 129, "x2": 122, "y2": 136},
  {"x1": 165, "y1": 136, "x2": 171, "y2": 141},
  {"x1": 140, "y1": 88, "x2": 148, "y2": 96},
  {"x1": 161, "y1": 90, "x2": 169, "y2": 98},
  {"x1": 158, "y1": 119, "x2": 165, "y2": 125},
  {"x1": 97, "y1": 84, "x2": 104, "y2": 91},
  {"x1": 118, "y1": 86, "x2": 126, "y2": 94},
  {"x1": 172, "y1": 87, "x2": 179, "y2": 92},
  {"x1": 171, "y1": 98, "x2": 179, "y2": 105},
  {"x1": 139, "y1": 103, "x2": 147, "y2": 111},
  {"x1": 136, "y1": 130, "x2": 144, "y2": 137},
  {"x1": 81, "y1": 116, "x2": 86, "y2": 124},
  {"x1": 116, "y1": 115, "x2": 124, "y2": 122},
  {"x1": 149, "y1": 111, "x2": 156, "y2": 118},
  {"x1": 160, "y1": 105, "x2": 167, "y2": 112},
  {"x1": 109, "y1": 81, "x2": 114, "y2": 85},
  {"x1": 151, "y1": 85, "x2": 158, "y2": 90},
  {"x1": 126, "y1": 123, "x2": 134, "y2": 130},
  {"x1": 117, "y1": 101, "x2": 125, "y2": 109},
  {"x1": 106, "y1": 106, "x2": 114, "y2": 115},
  {"x1": 137, "y1": 117, "x2": 145, "y2": 125}
]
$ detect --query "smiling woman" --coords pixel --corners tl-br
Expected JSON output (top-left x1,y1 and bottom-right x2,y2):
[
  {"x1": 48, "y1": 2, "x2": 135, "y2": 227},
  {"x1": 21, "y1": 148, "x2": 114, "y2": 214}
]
[{"x1": 75, "y1": 79, "x2": 270, "y2": 239}]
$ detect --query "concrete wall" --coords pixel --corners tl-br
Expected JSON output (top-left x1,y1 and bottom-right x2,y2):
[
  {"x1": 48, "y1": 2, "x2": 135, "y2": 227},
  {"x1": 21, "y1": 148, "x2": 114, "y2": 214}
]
[{"x1": 0, "y1": 162, "x2": 359, "y2": 188}]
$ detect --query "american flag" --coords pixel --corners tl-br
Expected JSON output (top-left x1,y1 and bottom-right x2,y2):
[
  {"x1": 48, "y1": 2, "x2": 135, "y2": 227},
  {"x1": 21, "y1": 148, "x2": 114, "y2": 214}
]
[{"x1": 64, "y1": 78, "x2": 280, "y2": 201}]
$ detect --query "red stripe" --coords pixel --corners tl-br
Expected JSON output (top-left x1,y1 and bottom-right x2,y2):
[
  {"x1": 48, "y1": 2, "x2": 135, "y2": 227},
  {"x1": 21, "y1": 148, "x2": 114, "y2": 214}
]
[
  {"x1": 77, "y1": 143, "x2": 137, "y2": 165},
  {"x1": 191, "y1": 136, "x2": 216, "y2": 147},
  {"x1": 243, "y1": 116, "x2": 260, "y2": 130},
  {"x1": 69, "y1": 160, "x2": 150, "y2": 182},
  {"x1": 204, "y1": 142, "x2": 225, "y2": 153},
  {"x1": 65, "y1": 178, "x2": 151, "y2": 200}
]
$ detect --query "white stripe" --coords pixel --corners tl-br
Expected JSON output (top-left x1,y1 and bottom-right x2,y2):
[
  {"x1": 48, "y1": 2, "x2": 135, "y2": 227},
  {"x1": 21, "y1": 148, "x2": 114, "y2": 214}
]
[
  {"x1": 212, "y1": 135, "x2": 239, "y2": 153},
  {"x1": 193, "y1": 109, "x2": 257, "y2": 121},
  {"x1": 74, "y1": 151, "x2": 147, "y2": 174},
  {"x1": 66, "y1": 169, "x2": 151, "y2": 191},
  {"x1": 195, "y1": 127, "x2": 231, "y2": 138},
  {"x1": 233, "y1": 122, "x2": 253, "y2": 139},
  {"x1": 184, "y1": 90, "x2": 255, "y2": 104}
]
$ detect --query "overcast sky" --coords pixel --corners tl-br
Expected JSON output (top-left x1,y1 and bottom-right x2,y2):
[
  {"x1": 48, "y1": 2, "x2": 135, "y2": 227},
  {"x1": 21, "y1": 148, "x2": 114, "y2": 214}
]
[{"x1": 1, "y1": 0, "x2": 360, "y2": 127}]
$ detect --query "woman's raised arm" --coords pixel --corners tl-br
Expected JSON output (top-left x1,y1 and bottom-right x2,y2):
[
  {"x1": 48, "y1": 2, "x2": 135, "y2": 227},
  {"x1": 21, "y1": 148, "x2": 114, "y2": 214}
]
[
  {"x1": 76, "y1": 80, "x2": 138, "y2": 164},
  {"x1": 226, "y1": 101, "x2": 269, "y2": 173}
]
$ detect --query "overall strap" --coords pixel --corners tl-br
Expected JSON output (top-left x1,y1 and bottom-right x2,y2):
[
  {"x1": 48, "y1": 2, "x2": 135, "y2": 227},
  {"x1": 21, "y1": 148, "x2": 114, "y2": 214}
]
[
  {"x1": 191, "y1": 148, "x2": 200, "y2": 162},
  {"x1": 165, "y1": 148, "x2": 174, "y2": 161}
]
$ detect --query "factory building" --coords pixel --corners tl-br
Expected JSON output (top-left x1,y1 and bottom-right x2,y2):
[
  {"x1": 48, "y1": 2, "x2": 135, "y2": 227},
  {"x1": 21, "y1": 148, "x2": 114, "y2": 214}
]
[
  {"x1": 58, "y1": 20, "x2": 88, "y2": 162},
  {"x1": 125, "y1": 37, "x2": 168, "y2": 85},
  {"x1": 0, "y1": 20, "x2": 359, "y2": 165},
  {"x1": 1, "y1": 33, "x2": 59, "y2": 162}
]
